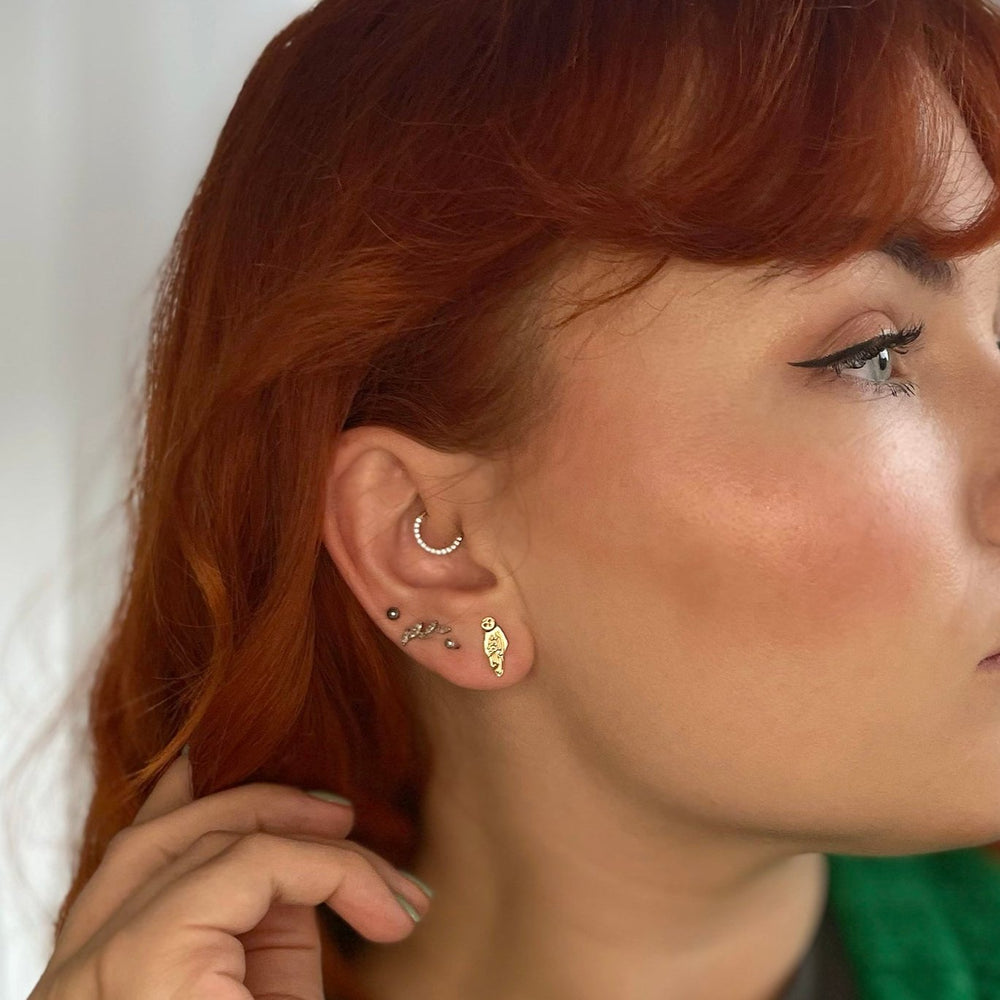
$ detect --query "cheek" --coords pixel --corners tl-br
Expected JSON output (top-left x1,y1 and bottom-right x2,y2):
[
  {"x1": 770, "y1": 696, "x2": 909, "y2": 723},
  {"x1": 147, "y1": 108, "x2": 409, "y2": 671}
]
[
  {"x1": 548, "y1": 397, "x2": 936, "y2": 666},
  {"x1": 652, "y1": 447, "x2": 930, "y2": 659},
  {"x1": 514, "y1": 349, "x2": 1000, "y2": 850}
]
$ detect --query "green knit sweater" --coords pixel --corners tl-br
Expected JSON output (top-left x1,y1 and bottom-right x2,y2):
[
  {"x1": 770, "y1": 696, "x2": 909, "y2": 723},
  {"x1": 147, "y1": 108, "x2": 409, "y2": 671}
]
[{"x1": 826, "y1": 845, "x2": 1000, "y2": 998}]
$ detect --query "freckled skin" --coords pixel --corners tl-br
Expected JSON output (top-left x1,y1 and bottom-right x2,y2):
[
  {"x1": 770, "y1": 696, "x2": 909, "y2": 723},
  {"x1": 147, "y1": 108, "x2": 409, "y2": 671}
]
[
  {"x1": 334, "y1": 85, "x2": 1000, "y2": 1000},
  {"x1": 502, "y1": 102, "x2": 1000, "y2": 855},
  {"x1": 511, "y1": 286, "x2": 959, "y2": 848}
]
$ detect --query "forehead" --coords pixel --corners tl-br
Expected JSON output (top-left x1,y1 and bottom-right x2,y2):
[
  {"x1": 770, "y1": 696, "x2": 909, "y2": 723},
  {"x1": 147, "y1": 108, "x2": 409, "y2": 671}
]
[
  {"x1": 751, "y1": 81, "x2": 1000, "y2": 298},
  {"x1": 544, "y1": 75, "x2": 1000, "y2": 326}
]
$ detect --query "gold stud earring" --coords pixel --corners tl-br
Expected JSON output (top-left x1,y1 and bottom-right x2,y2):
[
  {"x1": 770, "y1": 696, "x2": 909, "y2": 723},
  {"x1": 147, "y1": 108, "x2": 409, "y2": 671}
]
[{"x1": 481, "y1": 617, "x2": 508, "y2": 677}]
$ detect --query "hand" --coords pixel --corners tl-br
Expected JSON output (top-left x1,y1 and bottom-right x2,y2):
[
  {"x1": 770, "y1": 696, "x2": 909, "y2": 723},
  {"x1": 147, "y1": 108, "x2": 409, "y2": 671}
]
[{"x1": 27, "y1": 750, "x2": 431, "y2": 999}]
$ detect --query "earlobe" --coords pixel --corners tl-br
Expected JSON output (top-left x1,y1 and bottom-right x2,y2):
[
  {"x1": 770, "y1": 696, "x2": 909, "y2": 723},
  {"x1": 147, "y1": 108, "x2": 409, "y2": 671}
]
[{"x1": 383, "y1": 592, "x2": 512, "y2": 679}]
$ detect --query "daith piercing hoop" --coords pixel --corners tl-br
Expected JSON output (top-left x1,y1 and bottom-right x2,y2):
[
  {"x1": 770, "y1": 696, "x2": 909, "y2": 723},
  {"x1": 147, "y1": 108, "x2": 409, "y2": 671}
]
[{"x1": 413, "y1": 510, "x2": 463, "y2": 555}]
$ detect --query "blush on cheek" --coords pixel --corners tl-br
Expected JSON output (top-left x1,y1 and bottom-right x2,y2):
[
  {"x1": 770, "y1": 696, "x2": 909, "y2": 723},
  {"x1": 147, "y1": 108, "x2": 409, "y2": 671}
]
[
  {"x1": 761, "y1": 509, "x2": 923, "y2": 652},
  {"x1": 651, "y1": 457, "x2": 930, "y2": 662}
]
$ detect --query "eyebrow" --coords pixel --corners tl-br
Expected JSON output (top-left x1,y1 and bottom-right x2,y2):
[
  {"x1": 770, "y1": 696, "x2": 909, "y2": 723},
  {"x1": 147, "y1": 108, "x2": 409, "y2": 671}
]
[
  {"x1": 756, "y1": 232, "x2": 960, "y2": 293},
  {"x1": 873, "y1": 233, "x2": 960, "y2": 293}
]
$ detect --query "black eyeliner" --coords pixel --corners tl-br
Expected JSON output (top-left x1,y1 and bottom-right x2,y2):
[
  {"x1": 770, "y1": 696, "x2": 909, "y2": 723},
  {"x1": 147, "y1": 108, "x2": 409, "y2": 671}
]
[{"x1": 787, "y1": 323, "x2": 924, "y2": 370}]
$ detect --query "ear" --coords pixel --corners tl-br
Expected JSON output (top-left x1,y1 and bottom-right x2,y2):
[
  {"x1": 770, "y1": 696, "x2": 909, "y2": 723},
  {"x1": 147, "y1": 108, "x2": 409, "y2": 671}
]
[{"x1": 321, "y1": 425, "x2": 533, "y2": 690}]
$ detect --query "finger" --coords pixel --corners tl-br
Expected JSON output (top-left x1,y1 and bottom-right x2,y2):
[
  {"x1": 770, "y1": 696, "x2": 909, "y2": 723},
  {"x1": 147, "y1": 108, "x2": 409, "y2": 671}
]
[
  {"x1": 142, "y1": 833, "x2": 423, "y2": 940},
  {"x1": 98, "y1": 828, "x2": 430, "y2": 943},
  {"x1": 93, "y1": 833, "x2": 423, "y2": 998},
  {"x1": 53, "y1": 750, "x2": 194, "y2": 960},
  {"x1": 99, "y1": 834, "x2": 333, "y2": 1000},
  {"x1": 85, "y1": 833, "x2": 422, "y2": 998},
  {"x1": 334, "y1": 839, "x2": 433, "y2": 907},
  {"x1": 53, "y1": 779, "x2": 356, "y2": 963}
]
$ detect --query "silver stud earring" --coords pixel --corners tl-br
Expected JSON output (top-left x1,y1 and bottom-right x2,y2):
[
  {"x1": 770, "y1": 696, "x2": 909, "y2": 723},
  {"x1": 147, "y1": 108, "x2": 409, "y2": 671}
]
[
  {"x1": 386, "y1": 607, "x2": 461, "y2": 649},
  {"x1": 399, "y1": 619, "x2": 454, "y2": 645}
]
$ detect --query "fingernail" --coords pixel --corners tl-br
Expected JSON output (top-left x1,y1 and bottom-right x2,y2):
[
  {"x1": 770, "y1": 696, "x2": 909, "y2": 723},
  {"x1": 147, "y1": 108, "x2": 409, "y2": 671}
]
[
  {"x1": 397, "y1": 869, "x2": 435, "y2": 898},
  {"x1": 393, "y1": 890, "x2": 422, "y2": 922},
  {"x1": 303, "y1": 789, "x2": 353, "y2": 807}
]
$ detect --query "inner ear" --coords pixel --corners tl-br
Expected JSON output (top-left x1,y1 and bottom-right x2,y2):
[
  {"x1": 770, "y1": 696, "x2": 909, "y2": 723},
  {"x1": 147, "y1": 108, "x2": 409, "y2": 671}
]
[{"x1": 321, "y1": 428, "x2": 497, "y2": 617}]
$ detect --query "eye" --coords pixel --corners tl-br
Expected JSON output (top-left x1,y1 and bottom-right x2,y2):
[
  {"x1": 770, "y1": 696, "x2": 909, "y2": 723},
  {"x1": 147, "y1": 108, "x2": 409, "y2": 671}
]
[{"x1": 787, "y1": 321, "x2": 925, "y2": 399}]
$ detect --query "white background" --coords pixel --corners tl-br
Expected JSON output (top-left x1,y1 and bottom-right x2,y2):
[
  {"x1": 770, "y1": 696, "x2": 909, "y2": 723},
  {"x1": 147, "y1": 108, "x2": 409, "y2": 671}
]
[{"x1": 0, "y1": 3, "x2": 312, "y2": 996}]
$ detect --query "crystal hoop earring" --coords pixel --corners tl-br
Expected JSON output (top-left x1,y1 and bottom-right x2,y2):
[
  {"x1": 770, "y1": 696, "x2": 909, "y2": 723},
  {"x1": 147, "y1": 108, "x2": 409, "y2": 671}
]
[{"x1": 413, "y1": 510, "x2": 463, "y2": 555}]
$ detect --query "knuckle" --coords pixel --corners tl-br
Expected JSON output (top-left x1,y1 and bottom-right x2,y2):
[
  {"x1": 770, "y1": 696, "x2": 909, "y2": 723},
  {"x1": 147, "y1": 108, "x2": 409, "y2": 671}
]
[
  {"x1": 340, "y1": 839, "x2": 383, "y2": 867},
  {"x1": 337, "y1": 846, "x2": 379, "y2": 881},
  {"x1": 101, "y1": 825, "x2": 138, "y2": 864},
  {"x1": 178, "y1": 830, "x2": 240, "y2": 865},
  {"x1": 230, "y1": 828, "x2": 280, "y2": 858},
  {"x1": 189, "y1": 828, "x2": 242, "y2": 856}
]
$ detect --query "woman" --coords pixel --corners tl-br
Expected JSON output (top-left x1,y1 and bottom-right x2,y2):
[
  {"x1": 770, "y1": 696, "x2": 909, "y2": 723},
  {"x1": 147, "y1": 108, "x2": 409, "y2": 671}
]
[{"x1": 28, "y1": 1, "x2": 1000, "y2": 998}]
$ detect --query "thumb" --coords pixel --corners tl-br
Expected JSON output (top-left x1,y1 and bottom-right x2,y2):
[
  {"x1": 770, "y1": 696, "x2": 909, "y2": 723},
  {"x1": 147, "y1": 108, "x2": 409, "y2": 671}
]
[{"x1": 132, "y1": 744, "x2": 194, "y2": 825}]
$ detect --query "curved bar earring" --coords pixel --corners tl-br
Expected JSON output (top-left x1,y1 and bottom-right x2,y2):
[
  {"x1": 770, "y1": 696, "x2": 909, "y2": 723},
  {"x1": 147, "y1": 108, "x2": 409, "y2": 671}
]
[{"x1": 387, "y1": 606, "x2": 461, "y2": 649}]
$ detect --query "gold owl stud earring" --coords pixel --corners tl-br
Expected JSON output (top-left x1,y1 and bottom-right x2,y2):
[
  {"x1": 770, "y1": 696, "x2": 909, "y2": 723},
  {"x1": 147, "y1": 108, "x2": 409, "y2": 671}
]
[{"x1": 481, "y1": 617, "x2": 508, "y2": 677}]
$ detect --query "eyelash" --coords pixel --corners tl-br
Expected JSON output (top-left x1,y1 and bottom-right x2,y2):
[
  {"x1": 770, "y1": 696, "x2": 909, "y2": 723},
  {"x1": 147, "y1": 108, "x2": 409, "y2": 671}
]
[{"x1": 822, "y1": 320, "x2": 925, "y2": 398}]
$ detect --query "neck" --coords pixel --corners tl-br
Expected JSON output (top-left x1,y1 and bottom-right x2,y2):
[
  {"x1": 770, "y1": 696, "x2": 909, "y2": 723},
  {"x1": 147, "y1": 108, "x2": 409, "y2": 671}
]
[{"x1": 351, "y1": 674, "x2": 829, "y2": 1000}]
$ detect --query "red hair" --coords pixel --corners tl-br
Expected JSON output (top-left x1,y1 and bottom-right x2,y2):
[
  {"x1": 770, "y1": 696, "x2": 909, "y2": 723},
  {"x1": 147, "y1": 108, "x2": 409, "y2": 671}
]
[{"x1": 55, "y1": 1, "x2": 1000, "y2": 996}]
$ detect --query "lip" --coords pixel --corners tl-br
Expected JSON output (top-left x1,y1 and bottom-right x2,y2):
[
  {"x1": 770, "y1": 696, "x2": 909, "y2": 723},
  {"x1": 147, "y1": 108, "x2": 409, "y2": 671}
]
[{"x1": 979, "y1": 650, "x2": 1000, "y2": 669}]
